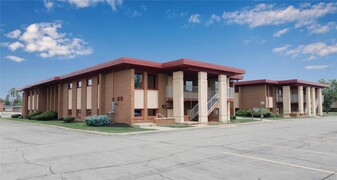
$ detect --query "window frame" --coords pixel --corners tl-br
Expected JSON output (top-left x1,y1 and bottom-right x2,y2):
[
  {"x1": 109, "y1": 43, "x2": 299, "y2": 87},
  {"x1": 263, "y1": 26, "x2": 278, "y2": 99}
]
[
  {"x1": 77, "y1": 81, "x2": 82, "y2": 88},
  {"x1": 68, "y1": 83, "x2": 73, "y2": 90},
  {"x1": 87, "y1": 79, "x2": 92, "y2": 86},
  {"x1": 147, "y1": 74, "x2": 158, "y2": 90},
  {"x1": 134, "y1": 72, "x2": 144, "y2": 89},
  {"x1": 147, "y1": 109, "x2": 158, "y2": 117}
]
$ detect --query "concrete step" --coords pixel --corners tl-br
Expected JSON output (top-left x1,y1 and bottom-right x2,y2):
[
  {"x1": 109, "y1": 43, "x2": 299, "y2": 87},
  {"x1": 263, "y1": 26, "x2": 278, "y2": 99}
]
[{"x1": 132, "y1": 123, "x2": 156, "y2": 128}]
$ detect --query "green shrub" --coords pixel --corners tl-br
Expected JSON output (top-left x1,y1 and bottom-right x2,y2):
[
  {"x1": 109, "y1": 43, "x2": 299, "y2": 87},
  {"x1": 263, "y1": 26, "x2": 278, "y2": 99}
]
[
  {"x1": 247, "y1": 108, "x2": 271, "y2": 118},
  {"x1": 11, "y1": 114, "x2": 22, "y2": 118},
  {"x1": 63, "y1": 116, "x2": 75, "y2": 123},
  {"x1": 85, "y1": 115, "x2": 111, "y2": 126},
  {"x1": 269, "y1": 113, "x2": 281, "y2": 118},
  {"x1": 31, "y1": 111, "x2": 58, "y2": 121},
  {"x1": 27, "y1": 112, "x2": 42, "y2": 119},
  {"x1": 235, "y1": 110, "x2": 247, "y2": 117},
  {"x1": 230, "y1": 115, "x2": 236, "y2": 120}
]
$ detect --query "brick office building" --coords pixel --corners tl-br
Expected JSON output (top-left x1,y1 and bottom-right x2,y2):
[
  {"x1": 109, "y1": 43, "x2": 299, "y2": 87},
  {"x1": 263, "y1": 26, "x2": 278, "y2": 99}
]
[
  {"x1": 21, "y1": 57, "x2": 245, "y2": 124},
  {"x1": 234, "y1": 79, "x2": 328, "y2": 117}
]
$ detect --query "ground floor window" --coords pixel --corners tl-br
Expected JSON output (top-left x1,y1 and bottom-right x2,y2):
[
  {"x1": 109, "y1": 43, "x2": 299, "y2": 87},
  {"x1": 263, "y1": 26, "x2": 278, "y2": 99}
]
[
  {"x1": 86, "y1": 109, "x2": 91, "y2": 116},
  {"x1": 134, "y1": 109, "x2": 142, "y2": 117},
  {"x1": 68, "y1": 110, "x2": 72, "y2": 115},
  {"x1": 148, "y1": 109, "x2": 157, "y2": 116},
  {"x1": 77, "y1": 109, "x2": 81, "y2": 117}
]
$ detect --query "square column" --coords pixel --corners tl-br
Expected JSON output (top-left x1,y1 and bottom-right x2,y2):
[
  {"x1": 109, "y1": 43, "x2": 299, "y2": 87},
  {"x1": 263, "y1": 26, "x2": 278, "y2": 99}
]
[
  {"x1": 311, "y1": 87, "x2": 316, "y2": 116},
  {"x1": 173, "y1": 71, "x2": 184, "y2": 123},
  {"x1": 298, "y1": 86, "x2": 304, "y2": 115},
  {"x1": 317, "y1": 88, "x2": 323, "y2": 116},
  {"x1": 218, "y1": 75, "x2": 228, "y2": 123},
  {"x1": 282, "y1": 86, "x2": 291, "y2": 117},
  {"x1": 306, "y1": 87, "x2": 311, "y2": 116},
  {"x1": 198, "y1": 72, "x2": 208, "y2": 123}
]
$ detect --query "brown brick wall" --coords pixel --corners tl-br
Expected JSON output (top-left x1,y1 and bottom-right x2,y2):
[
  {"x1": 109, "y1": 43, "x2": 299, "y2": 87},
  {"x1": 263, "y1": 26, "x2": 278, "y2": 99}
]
[
  {"x1": 158, "y1": 73, "x2": 168, "y2": 117},
  {"x1": 103, "y1": 72, "x2": 114, "y2": 113},
  {"x1": 239, "y1": 85, "x2": 267, "y2": 111},
  {"x1": 91, "y1": 76, "x2": 98, "y2": 115},
  {"x1": 38, "y1": 87, "x2": 46, "y2": 112},
  {"x1": 81, "y1": 79, "x2": 87, "y2": 120},
  {"x1": 62, "y1": 83, "x2": 68, "y2": 117},
  {"x1": 111, "y1": 69, "x2": 134, "y2": 124}
]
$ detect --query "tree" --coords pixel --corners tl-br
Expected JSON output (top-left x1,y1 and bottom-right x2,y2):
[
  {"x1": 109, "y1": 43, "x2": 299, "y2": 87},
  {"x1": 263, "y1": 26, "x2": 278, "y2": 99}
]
[
  {"x1": 319, "y1": 79, "x2": 337, "y2": 113},
  {"x1": 5, "y1": 88, "x2": 22, "y2": 106}
]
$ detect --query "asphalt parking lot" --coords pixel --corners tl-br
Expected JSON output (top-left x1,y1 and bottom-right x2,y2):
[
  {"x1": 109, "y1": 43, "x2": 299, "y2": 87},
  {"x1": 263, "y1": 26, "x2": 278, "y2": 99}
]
[{"x1": 1, "y1": 116, "x2": 337, "y2": 180}]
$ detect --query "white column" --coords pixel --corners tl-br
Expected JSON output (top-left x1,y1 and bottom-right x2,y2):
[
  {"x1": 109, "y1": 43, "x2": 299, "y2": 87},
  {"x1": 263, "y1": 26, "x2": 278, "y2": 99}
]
[
  {"x1": 218, "y1": 75, "x2": 228, "y2": 123},
  {"x1": 282, "y1": 86, "x2": 291, "y2": 117},
  {"x1": 317, "y1": 88, "x2": 323, "y2": 116},
  {"x1": 298, "y1": 86, "x2": 304, "y2": 115},
  {"x1": 198, "y1": 72, "x2": 208, "y2": 123},
  {"x1": 311, "y1": 87, "x2": 316, "y2": 116},
  {"x1": 173, "y1": 71, "x2": 184, "y2": 123},
  {"x1": 306, "y1": 87, "x2": 311, "y2": 116}
]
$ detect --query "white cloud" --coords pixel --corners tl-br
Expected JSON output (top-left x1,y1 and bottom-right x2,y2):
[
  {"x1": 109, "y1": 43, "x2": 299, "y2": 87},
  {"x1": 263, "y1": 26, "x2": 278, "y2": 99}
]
[
  {"x1": 4, "y1": 21, "x2": 92, "y2": 59},
  {"x1": 5, "y1": 55, "x2": 25, "y2": 63},
  {"x1": 273, "y1": 28, "x2": 289, "y2": 37},
  {"x1": 274, "y1": 42, "x2": 337, "y2": 60},
  {"x1": 307, "y1": 22, "x2": 336, "y2": 34},
  {"x1": 6, "y1": 29, "x2": 21, "y2": 39},
  {"x1": 131, "y1": 11, "x2": 142, "y2": 17},
  {"x1": 62, "y1": 0, "x2": 123, "y2": 11},
  {"x1": 188, "y1": 14, "x2": 201, "y2": 24},
  {"x1": 205, "y1": 14, "x2": 221, "y2": 26},
  {"x1": 305, "y1": 65, "x2": 329, "y2": 70},
  {"x1": 8, "y1": 41, "x2": 24, "y2": 51},
  {"x1": 222, "y1": 3, "x2": 337, "y2": 28},
  {"x1": 273, "y1": 45, "x2": 290, "y2": 53},
  {"x1": 44, "y1": 0, "x2": 54, "y2": 11}
]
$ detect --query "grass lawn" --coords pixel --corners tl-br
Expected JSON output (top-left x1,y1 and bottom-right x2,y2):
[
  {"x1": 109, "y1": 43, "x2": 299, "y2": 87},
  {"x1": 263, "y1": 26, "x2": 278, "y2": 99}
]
[
  {"x1": 231, "y1": 118, "x2": 262, "y2": 123},
  {"x1": 1, "y1": 118, "x2": 153, "y2": 133},
  {"x1": 160, "y1": 124, "x2": 193, "y2": 128}
]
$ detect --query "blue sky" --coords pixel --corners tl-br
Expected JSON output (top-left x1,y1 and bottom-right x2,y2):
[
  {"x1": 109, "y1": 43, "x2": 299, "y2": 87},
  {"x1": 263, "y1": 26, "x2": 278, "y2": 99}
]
[{"x1": 1, "y1": 1, "x2": 337, "y2": 98}]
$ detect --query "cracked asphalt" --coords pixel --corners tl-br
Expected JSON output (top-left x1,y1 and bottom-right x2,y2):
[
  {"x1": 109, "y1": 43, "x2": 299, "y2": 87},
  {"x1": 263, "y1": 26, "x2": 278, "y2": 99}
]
[{"x1": 1, "y1": 116, "x2": 337, "y2": 180}]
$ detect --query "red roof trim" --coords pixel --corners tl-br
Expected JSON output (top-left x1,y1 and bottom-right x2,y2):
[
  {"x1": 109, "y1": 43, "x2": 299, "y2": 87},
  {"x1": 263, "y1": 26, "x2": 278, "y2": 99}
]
[
  {"x1": 21, "y1": 57, "x2": 245, "y2": 90},
  {"x1": 235, "y1": 79, "x2": 329, "y2": 88}
]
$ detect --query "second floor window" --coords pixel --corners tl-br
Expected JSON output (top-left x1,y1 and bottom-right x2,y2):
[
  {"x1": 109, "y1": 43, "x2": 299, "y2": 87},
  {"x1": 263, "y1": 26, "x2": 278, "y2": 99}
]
[
  {"x1": 135, "y1": 73, "x2": 143, "y2": 89},
  {"x1": 148, "y1": 74, "x2": 157, "y2": 89},
  {"x1": 68, "y1": 83, "x2": 73, "y2": 89},
  {"x1": 87, "y1": 79, "x2": 92, "y2": 86},
  {"x1": 77, "y1": 81, "x2": 82, "y2": 88}
]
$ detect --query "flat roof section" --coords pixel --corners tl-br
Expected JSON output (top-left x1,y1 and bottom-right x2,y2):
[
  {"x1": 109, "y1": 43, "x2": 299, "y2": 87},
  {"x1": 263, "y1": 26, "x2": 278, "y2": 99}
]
[{"x1": 235, "y1": 79, "x2": 329, "y2": 88}]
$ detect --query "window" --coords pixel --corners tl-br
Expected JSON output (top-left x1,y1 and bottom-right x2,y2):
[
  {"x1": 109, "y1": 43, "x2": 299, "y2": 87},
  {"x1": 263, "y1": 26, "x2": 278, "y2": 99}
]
[
  {"x1": 148, "y1": 109, "x2": 157, "y2": 116},
  {"x1": 86, "y1": 109, "x2": 91, "y2": 116},
  {"x1": 68, "y1": 110, "x2": 72, "y2": 115},
  {"x1": 77, "y1": 81, "x2": 82, "y2": 88},
  {"x1": 134, "y1": 109, "x2": 142, "y2": 117},
  {"x1": 135, "y1": 73, "x2": 143, "y2": 89},
  {"x1": 68, "y1": 83, "x2": 73, "y2": 89},
  {"x1": 148, "y1": 74, "x2": 157, "y2": 89},
  {"x1": 235, "y1": 86, "x2": 239, "y2": 93},
  {"x1": 87, "y1": 79, "x2": 92, "y2": 86},
  {"x1": 76, "y1": 109, "x2": 81, "y2": 117}
]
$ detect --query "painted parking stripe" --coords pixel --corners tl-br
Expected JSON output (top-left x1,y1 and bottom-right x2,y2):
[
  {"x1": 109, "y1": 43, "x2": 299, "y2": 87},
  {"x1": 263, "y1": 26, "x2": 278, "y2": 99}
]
[
  {"x1": 223, "y1": 151, "x2": 335, "y2": 174},
  {"x1": 260, "y1": 144, "x2": 337, "y2": 157}
]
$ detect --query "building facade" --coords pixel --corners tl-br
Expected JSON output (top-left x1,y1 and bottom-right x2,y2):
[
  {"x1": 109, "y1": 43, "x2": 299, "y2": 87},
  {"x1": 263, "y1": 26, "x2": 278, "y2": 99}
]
[
  {"x1": 21, "y1": 57, "x2": 245, "y2": 124},
  {"x1": 234, "y1": 79, "x2": 328, "y2": 117}
]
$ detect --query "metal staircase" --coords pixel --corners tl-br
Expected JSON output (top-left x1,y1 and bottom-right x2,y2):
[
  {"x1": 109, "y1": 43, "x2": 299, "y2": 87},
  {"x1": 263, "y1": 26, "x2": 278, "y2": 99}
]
[{"x1": 189, "y1": 91, "x2": 219, "y2": 120}]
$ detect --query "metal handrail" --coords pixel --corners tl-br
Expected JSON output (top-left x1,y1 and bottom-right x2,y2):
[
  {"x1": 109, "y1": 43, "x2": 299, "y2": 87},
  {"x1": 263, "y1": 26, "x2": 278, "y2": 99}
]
[{"x1": 189, "y1": 91, "x2": 220, "y2": 120}]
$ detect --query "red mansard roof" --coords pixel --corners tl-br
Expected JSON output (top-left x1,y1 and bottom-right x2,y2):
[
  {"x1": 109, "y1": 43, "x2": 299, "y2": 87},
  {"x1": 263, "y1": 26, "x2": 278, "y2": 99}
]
[
  {"x1": 21, "y1": 57, "x2": 245, "y2": 90},
  {"x1": 235, "y1": 79, "x2": 329, "y2": 88}
]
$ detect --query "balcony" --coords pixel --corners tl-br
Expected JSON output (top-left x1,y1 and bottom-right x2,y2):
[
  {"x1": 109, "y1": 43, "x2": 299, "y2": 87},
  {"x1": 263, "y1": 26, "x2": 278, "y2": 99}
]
[
  {"x1": 275, "y1": 94, "x2": 307, "y2": 103},
  {"x1": 165, "y1": 86, "x2": 234, "y2": 100}
]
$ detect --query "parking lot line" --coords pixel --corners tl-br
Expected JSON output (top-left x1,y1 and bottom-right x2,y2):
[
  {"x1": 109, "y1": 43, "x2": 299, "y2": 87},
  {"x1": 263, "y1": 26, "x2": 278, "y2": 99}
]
[
  {"x1": 260, "y1": 144, "x2": 337, "y2": 157},
  {"x1": 223, "y1": 151, "x2": 335, "y2": 174}
]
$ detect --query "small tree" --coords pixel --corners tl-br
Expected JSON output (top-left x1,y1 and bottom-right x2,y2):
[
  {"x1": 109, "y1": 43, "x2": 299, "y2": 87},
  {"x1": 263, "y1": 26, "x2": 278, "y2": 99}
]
[
  {"x1": 5, "y1": 88, "x2": 22, "y2": 106},
  {"x1": 319, "y1": 79, "x2": 337, "y2": 113}
]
